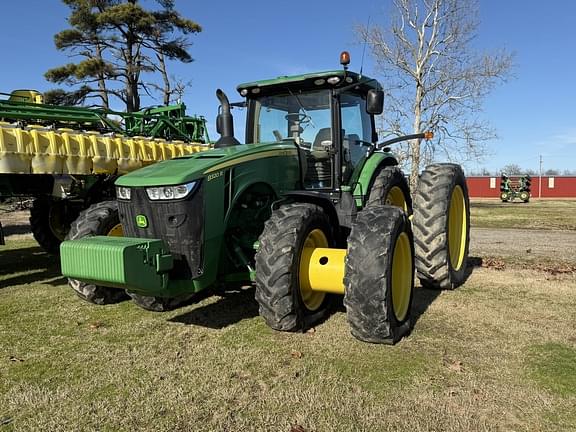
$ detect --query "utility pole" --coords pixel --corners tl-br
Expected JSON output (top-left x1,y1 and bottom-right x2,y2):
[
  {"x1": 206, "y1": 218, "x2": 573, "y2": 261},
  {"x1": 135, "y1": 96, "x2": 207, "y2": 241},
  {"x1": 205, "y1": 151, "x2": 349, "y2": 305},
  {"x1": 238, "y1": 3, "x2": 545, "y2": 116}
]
[{"x1": 539, "y1": 154, "x2": 543, "y2": 199}]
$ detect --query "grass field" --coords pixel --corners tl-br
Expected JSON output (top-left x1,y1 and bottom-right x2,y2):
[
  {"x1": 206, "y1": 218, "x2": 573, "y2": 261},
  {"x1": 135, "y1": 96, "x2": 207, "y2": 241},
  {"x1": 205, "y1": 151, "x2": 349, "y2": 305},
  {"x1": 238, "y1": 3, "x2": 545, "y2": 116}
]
[
  {"x1": 471, "y1": 199, "x2": 576, "y2": 230},
  {"x1": 1, "y1": 201, "x2": 576, "y2": 431}
]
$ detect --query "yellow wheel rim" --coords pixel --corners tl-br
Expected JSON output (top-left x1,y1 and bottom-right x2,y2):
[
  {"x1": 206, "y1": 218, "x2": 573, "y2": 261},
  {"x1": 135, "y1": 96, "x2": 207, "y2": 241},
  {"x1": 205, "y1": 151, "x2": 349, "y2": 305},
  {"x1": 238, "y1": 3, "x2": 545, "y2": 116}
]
[
  {"x1": 299, "y1": 229, "x2": 328, "y2": 311},
  {"x1": 391, "y1": 231, "x2": 412, "y2": 322},
  {"x1": 48, "y1": 204, "x2": 68, "y2": 241},
  {"x1": 107, "y1": 223, "x2": 123, "y2": 237},
  {"x1": 448, "y1": 185, "x2": 467, "y2": 271},
  {"x1": 386, "y1": 186, "x2": 408, "y2": 212}
]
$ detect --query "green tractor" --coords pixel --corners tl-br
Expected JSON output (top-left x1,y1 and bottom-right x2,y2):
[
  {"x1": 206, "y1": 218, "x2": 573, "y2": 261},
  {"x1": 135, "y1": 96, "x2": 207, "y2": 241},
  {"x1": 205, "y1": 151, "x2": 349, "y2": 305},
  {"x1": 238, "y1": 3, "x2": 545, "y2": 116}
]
[
  {"x1": 500, "y1": 174, "x2": 531, "y2": 203},
  {"x1": 60, "y1": 54, "x2": 470, "y2": 344}
]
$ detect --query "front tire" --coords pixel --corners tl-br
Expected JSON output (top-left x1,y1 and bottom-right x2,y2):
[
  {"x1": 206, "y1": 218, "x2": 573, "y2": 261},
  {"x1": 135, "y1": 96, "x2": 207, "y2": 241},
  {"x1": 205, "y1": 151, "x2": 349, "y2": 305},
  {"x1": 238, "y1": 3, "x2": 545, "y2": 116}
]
[
  {"x1": 412, "y1": 163, "x2": 470, "y2": 290},
  {"x1": 255, "y1": 203, "x2": 333, "y2": 332},
  {"x1": 344, "y1": 206, "x2": 414, "y2": 344},
  {"x1": 367, "y1": 166, "x2": 412, "y2": 214},
  {"x1": 66, "y1": 200, "x2": 128, "y2": 304}
]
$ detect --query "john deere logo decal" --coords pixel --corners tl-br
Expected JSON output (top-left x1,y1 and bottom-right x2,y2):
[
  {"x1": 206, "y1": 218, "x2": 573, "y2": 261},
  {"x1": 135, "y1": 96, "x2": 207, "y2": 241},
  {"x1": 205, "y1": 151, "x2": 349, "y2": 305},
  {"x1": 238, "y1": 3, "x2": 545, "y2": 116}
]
[{"x1": 136, "y1": 214, "x2": 148, "y2": 228}]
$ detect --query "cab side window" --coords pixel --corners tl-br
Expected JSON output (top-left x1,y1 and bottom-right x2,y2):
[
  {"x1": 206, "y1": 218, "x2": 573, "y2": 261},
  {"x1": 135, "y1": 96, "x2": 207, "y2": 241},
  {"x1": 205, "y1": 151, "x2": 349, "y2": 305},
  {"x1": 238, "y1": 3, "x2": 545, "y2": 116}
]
[{"x1": 340, "y1": 93, "x2": 373, "y2": 180}]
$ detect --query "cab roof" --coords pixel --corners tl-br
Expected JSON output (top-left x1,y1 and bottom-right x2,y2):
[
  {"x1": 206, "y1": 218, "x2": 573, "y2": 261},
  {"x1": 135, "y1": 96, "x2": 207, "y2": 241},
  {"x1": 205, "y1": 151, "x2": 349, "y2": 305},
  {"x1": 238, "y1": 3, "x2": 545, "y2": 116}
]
[{"x1": 236, "y1": 70, "x2": 382, "y2": 95}]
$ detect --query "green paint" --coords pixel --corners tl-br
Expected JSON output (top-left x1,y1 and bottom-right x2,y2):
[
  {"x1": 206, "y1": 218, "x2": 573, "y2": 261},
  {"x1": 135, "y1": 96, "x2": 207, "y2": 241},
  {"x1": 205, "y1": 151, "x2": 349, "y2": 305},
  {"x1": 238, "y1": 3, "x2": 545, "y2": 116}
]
[
  {"x1": 136, "y1": 214, "x2": 148, "y2": 228},
  {"x1": 61, "y1": 68, "x2": 405, "y2": 303},
  {"x1": 0, "y1": 93, "x2": 208, "y2": 143},
  {"x1": 352, "y1": 152, "x2": 398, "y2": 207},
  {"x1": 115, "y1": 142, "x2": 297, "y2": 187},
  {"x1": 60, "y1": 236, "x2": 173, "y2": 295},
  {"x1": 237, "y1": 70, "x2": 381, "y2": 93}
]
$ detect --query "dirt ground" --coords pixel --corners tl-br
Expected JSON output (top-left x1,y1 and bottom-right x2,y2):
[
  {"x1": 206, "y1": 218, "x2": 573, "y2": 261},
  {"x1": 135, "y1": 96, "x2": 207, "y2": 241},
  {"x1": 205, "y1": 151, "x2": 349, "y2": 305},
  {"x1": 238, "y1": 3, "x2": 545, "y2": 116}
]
[
  {"x1": 4, "y1": 208, "x2": 576, "y2": 263},
  {"x1": 470, "y1": 227, "x2": 576, "y2": 265},
  {"x1": 0, "y1": 209, "x2": 32, "y2": 242}
]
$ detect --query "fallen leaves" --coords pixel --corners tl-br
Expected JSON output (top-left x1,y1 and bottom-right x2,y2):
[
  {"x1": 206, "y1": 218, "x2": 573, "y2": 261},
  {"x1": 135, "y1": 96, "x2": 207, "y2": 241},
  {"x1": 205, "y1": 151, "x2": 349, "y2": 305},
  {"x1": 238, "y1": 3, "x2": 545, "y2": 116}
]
[
  {"x1": 443, "y1": 352, "x2": 463, "y2": 373},
  {"x1": 88, "y1": 321, "x2": 105, "y2": 330},
  {"x1": 479, "y1": 256, "x2": 576, "y2": 275},
  {"x1": 446, "y1": 359, "x2": 463, "y2": 373},
  {"x1": 538, "y1": 264, "x2": 576, "y2": 276},
  {"x1": 482, "y1": 257, "x2": 506, "y2": 271},
  {"x1": 290, "y1": 350, "x2": 303, "y2": 359}
]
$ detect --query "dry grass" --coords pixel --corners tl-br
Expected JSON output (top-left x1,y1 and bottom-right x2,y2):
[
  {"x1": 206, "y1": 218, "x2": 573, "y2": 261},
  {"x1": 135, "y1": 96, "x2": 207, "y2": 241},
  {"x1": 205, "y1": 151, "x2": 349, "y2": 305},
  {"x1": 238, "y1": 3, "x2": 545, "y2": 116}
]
[
  {"x1": 471, "y1": 200, "x2": 576, "y2": 230},
  {"x1": 1, "y1": 238, "x2": 575, "y2": 431}
]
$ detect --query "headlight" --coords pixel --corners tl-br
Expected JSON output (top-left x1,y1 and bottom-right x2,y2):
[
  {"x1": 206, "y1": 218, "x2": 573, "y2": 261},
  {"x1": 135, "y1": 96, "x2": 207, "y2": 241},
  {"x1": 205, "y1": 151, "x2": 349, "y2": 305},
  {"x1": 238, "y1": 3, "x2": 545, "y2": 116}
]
[
  {"x1": 116, "y1": 186, "x2": 131, "y2": 200},
  {"x1": 146, "y1": 181, "x2": 197, "y2": 200}
]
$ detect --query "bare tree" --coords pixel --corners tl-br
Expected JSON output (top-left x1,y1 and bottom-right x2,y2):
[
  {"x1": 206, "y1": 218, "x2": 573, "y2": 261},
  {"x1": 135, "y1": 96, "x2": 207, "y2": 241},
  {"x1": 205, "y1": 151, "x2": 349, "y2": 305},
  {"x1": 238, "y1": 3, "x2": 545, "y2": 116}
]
[
  {"x1": 501, "y1": 164, "x2": 523, "y2": 175},
  {"x1": 358, "y1": 0, "x2": 514, "y2": 187}
]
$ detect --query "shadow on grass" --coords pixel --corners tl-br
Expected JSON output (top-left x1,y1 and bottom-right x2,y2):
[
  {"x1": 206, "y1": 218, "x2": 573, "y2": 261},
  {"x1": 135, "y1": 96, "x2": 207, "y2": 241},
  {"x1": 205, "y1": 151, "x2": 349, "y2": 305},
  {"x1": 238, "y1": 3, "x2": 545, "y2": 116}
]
[
  {"x1": 0, "y1": 246, "x2": 64, "y2": 289},
  {"x1": 169, "y1": 286, "x2": 259, "y2": 329},
  {"x1": 411, "y1": 255, "x2": 483, "y2": 325},
  {"x1": 2, "y1": 223, "x2": 32, "y2": 236}
]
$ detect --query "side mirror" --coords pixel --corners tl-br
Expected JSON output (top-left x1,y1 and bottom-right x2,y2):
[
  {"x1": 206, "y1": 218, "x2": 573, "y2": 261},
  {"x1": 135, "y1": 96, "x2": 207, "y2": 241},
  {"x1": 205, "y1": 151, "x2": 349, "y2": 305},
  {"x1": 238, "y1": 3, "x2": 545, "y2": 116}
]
[{"x1": 366, "y1": 89, "x2": 384, "y2": 115}]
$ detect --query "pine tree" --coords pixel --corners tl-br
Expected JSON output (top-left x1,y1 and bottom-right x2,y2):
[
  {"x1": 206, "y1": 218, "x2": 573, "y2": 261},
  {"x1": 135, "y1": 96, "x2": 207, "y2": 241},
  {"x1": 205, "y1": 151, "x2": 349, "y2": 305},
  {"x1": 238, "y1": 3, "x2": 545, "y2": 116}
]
[{"x1": 45, "y1": 0, "x2": 201, "y2": 111}]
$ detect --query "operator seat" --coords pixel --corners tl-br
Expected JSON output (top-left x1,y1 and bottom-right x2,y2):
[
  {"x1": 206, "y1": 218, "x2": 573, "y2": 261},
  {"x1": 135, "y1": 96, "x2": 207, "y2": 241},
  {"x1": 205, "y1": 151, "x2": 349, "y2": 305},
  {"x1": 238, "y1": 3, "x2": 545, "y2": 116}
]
[
  {"x1": 303, "y1": 128, "x2": 340, "y2": 188},
  {"x1": 343, "y1": 133, "x2": 361, "y2": 182}
]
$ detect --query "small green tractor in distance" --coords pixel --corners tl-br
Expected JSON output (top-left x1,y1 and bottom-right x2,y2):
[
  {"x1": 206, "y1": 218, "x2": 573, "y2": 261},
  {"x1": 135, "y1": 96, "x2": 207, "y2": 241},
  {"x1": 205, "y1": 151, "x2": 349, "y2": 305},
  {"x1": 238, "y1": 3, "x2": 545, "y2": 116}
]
[
  {"x1": 60, "y1": 53, "x2": 471, "y2": 344},
  {"x1": 500, "y1": 173, "x2": 531, "y2": 203}
]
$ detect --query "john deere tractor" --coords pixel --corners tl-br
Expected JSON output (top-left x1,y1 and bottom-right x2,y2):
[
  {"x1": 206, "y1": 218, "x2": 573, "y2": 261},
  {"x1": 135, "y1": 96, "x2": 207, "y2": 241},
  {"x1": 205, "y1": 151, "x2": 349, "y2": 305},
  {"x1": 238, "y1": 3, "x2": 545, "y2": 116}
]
[
  {"x1": 60, "y1": 53, "x2": 470, "y2": 344},
  {"x1": 500, "y1": 173, "x2": 531, "y2": 202}
]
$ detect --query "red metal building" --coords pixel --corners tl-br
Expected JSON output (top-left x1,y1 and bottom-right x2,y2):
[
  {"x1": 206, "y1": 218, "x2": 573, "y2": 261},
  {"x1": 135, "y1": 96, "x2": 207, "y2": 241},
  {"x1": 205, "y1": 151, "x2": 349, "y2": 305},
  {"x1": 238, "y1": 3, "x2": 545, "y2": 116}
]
[{"x1": 466, "y1": 176, "x2": 576, "y2": 198}]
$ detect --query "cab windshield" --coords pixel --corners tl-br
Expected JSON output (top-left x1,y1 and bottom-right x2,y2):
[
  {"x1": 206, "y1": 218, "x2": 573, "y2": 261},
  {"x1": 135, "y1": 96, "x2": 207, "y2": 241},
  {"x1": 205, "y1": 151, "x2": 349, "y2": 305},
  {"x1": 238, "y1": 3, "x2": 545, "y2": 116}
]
[{"x1": 251, "y1": 89, "x2": 332, "y2": 147}]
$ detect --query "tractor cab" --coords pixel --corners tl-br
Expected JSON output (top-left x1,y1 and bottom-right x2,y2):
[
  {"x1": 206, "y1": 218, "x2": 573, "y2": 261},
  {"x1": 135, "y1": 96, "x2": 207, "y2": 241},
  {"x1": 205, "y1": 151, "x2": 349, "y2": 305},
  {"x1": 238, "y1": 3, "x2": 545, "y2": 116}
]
[{"x1": 237, "y1": 65, "x2": 383, "y2": 191}]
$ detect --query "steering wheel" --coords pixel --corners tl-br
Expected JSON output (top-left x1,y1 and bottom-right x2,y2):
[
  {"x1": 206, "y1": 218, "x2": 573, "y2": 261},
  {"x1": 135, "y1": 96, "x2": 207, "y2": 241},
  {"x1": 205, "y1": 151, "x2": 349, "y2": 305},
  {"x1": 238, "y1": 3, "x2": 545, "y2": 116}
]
[{"x1": 285, "y1": 112, "x2": 312, "y2": 124}]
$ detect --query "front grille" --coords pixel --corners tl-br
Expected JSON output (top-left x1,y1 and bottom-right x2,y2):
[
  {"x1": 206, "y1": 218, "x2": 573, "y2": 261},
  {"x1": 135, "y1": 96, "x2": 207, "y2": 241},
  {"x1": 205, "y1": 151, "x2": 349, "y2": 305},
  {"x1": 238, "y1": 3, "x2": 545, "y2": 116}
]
[{"x1": 117, "y1": 184, "x2": 204, "y2": 279}]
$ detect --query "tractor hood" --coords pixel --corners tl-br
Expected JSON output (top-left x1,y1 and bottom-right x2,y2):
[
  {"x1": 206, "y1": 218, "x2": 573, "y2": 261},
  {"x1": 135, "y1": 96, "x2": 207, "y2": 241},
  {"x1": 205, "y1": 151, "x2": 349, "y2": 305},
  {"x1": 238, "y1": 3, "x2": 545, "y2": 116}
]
[{"x1": 115, "y1": 142, "x2": 298, "y2": 187}]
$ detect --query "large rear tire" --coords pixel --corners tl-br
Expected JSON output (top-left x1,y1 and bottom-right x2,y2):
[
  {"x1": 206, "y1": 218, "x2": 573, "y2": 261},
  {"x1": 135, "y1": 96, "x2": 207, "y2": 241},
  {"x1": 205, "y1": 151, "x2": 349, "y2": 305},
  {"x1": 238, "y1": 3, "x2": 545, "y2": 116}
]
[
  {"x1": 255, "y1": 203, "x2": 333, "y2": 332},
  {"x1": 30, "y1": 198, "x2": 80, "y2": 254},
  {"x1": 66, "y1": 200, "x2": 128, "y2": 304},
  {"x1": 367, "y1": 166, "x2": 412, "y2": 214},
  {"x1": 413, "y1": 163, "x2": 470, "y2": 290},
  {"x1": 344, "y1": 205, "x2": 414, "y2": 344}
]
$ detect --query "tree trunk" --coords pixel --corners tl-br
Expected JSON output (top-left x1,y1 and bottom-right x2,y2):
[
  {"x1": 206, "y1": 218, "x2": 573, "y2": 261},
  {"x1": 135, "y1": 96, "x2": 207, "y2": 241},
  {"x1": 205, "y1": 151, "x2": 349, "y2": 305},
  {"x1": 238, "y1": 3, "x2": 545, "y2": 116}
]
[
  {"x1": 157, "y1": 52, "x2": 171, "y2": 106},
  {"x1": 95, "y1": 43, "x2": 109, "y2": 110},
  {"x1": 410, "y1": 82, "x2": 424, "y2": 190},
  {"x1": 124, "y1": 35, "x2": 139, "y2": 112}
]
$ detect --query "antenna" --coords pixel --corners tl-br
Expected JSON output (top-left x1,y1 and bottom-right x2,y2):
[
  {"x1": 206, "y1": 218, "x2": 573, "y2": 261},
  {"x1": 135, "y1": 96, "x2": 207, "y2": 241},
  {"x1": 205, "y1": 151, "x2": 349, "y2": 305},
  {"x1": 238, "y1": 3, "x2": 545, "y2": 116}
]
[{"x1": 359, "y1": 15, "x2": 371, "y2": 78}]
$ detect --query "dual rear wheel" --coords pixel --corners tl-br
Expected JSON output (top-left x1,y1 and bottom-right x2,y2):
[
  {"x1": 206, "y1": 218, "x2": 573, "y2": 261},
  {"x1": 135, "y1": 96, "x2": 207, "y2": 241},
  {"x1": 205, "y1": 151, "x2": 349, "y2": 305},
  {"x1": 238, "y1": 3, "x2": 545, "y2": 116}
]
[{"x1": 255, "y1": 163, "x2": 470, "y2": 343}]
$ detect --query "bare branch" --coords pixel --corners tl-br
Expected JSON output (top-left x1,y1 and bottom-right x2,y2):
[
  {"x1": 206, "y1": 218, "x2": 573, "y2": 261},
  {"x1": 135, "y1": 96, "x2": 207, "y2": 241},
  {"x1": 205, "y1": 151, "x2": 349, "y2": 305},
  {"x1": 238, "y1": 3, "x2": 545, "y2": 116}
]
[{"x1": 356, "y1": 0, "x2": 514, "y2": 187}]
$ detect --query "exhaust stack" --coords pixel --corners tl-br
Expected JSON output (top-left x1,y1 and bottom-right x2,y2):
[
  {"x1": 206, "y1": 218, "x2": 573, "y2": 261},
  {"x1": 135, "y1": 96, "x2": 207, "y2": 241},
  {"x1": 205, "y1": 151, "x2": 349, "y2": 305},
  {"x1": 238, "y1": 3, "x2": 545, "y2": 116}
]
[{"x1": 214, "y1": 89, "x2": 240, "y2": 148}]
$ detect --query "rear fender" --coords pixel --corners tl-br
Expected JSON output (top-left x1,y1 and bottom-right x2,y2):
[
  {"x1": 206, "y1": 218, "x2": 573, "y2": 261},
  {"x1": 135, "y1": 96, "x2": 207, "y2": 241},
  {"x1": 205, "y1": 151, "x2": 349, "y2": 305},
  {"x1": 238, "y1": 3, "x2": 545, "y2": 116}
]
[
  {"x1": 352, "y1": 153, "x2": 399, "y2": 208},
  {"x1": 280, "y1": 191, "x2": 342, "y2": 241}
]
